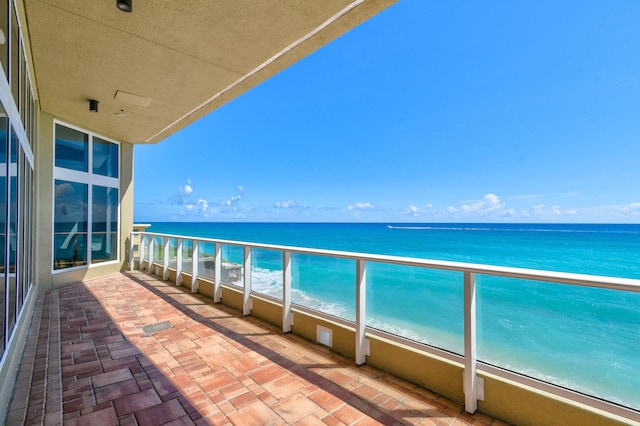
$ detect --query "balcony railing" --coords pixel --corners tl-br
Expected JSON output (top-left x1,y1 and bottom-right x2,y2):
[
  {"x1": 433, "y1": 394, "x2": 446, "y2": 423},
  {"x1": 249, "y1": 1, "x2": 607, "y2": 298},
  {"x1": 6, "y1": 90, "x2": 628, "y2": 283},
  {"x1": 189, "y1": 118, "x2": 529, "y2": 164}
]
[{"x1": 129, "y1": 231, "x2": 640, "y2": 423}]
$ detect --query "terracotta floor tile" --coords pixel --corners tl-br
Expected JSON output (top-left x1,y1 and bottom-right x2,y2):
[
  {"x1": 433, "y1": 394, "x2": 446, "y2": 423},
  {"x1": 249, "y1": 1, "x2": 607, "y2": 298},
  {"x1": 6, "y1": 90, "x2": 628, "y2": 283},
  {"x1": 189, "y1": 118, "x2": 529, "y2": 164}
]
[
  {"x1": 332, "y1": 404, "x2": 366, "y2": 425},
  {"x1": 92, "y1": 367, "x2": 134, "y2": 388},
  {"x1": 272, "y1": 393, "x2": 322, "y2": 424},
  {"x1": 135, "y1": 399, "x2": 188, "y2": 425},
  {"x1": 94, "y1": 379, "x2": 140, "y2": 404},
  {"x1": 227, "y1": 401, "x2": 280, "y2": 425},
  {"x1": 6, "y1": 273, "x2": 505, "y2": 426},
  {"x1": 114, "y1": 388, "x2": 163, "y2": 416}
]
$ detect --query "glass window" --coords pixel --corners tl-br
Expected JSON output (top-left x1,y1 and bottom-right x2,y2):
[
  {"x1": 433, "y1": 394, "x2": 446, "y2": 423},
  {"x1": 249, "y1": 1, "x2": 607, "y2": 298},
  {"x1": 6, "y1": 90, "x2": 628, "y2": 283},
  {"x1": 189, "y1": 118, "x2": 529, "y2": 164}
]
[
  {"x1": 53, "y1": 180, "x2": 88, "y2": 269},
  {"x1": 55, "y1": 124, "x2": 88, "y2": 172},
  {"x1": 16, "y1": 148, "x2": 24, "y2": 313},
  {"x1": 92, "y1": 137, "x2": 118, "y2": 177},
  {"x1": 91, "y1": 186, "x2": 118, "y2": 263},
  {"x1": 19, "y1": 42, "x2": 24, "y2": 125},
  {"x1": 9, "y1": 2, "x2": 17, "y2": 106},
  {"x1": 7, "y1": 126, "x2": 17, "y2": 334},
  {"x1": 0, "y1": 1, "x2": 8, "y2": 79},
  {"x1": 0, "y1": 102, "x2": 6, "y2": 358},
  {"x1": 54, "y1": 124, "x2": 119, "y2": 270}
]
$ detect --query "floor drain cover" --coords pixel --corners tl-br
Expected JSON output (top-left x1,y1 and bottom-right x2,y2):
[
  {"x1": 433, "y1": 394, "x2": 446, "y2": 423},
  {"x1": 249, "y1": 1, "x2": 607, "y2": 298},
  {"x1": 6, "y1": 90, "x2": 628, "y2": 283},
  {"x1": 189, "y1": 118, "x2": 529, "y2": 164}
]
[{"x1": 142, "y1": 321, "x2": 172, "y2": 334}]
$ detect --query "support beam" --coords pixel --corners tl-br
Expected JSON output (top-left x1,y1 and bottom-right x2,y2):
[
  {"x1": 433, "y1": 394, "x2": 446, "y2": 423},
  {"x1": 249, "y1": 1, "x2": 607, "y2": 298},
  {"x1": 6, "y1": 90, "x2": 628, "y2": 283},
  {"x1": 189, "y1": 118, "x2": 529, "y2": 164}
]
[{"x1": 464, "y1": 271, "x2": 479, "y2": 413}]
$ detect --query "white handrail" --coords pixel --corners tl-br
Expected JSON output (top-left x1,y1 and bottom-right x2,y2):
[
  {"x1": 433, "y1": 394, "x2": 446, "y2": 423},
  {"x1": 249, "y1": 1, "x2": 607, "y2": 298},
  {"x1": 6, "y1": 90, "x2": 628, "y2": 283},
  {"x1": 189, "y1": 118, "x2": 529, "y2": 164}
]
[{"x1": 132, "y1": 231, "x2": 640, "y2": 293}]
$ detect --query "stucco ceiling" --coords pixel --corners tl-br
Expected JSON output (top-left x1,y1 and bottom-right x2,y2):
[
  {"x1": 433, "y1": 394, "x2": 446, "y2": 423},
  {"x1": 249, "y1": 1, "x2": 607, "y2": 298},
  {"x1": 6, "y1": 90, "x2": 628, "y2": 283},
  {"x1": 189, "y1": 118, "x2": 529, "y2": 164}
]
[{"x1": 24, "y1": 0, "x2": 395, "y2": 144}]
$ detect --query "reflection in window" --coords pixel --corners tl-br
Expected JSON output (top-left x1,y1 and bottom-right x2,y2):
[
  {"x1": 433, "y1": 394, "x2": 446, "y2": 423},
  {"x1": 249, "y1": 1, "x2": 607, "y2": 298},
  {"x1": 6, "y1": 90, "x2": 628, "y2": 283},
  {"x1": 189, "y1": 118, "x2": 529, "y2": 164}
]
[
  {"x1": 55, "y1": 124, "x2": 88, "y2": 172},
  {"x1": 9, "y1": 2, "x2": 17, "y2": 106},
  {"x1": 92, "y1": 186, "x2": 118, "y2": 263},
  {"x1": 0, "y1": 101, "x2": 6, "y2": 357},
  {"x1": 0, "y1": 0, "x2": 8, "y2": 78},
  {"x1": 53, "y1": 180, "x2": 88, "y2": 269},
  {"x1": 54, "y1": 123, "x2": 119, "y2": 270},
  {"x1": 93, "y1": 137, "x2": 118, "y2": 177},
  {"x1": 7, "y1": 127, "x2": 17, "y2": 333}
]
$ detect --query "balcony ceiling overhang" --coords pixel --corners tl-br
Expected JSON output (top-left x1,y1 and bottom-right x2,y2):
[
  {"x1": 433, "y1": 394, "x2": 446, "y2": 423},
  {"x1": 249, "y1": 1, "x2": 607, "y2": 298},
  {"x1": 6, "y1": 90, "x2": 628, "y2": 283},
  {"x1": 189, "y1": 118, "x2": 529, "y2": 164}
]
[{"x1": 24, "y1": 0, "x2": 395, "y2": 144}]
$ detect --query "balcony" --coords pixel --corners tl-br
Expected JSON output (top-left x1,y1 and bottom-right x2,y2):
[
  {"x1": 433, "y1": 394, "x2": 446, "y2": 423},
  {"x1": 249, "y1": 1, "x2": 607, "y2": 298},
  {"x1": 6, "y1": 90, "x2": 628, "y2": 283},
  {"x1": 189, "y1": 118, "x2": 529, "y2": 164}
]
[
  {"x1": 7, "y1": 272, "x2": 502, "y2": 425},
  {"x1": 132, "y1": 231, "x2": 639, "y2": 424},
  {"x1": 8, "y1": 230, "x2": 639, "y2": 425}
]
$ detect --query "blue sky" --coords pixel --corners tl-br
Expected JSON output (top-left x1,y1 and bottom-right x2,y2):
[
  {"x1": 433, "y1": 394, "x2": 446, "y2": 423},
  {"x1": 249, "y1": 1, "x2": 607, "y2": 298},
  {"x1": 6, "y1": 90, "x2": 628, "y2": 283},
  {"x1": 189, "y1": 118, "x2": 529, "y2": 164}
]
[{"x1": 135, "y1": 1, "x2": 640, "y2": 223}]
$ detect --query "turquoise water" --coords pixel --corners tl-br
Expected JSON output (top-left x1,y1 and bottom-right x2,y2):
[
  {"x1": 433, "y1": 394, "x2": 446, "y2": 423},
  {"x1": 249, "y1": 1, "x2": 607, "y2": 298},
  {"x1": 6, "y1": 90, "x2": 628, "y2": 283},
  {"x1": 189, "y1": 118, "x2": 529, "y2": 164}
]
[{"x1": 145, "y1": 222, "x2": 640, "y2": 409}]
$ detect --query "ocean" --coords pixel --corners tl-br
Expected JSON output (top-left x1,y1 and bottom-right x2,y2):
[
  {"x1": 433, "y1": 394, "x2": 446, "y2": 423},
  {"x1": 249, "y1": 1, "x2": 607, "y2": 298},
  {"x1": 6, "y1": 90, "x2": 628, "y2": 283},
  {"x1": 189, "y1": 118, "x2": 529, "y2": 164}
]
[{"x1": 143, "y1": 222, "x2": 640, "y2": 409}]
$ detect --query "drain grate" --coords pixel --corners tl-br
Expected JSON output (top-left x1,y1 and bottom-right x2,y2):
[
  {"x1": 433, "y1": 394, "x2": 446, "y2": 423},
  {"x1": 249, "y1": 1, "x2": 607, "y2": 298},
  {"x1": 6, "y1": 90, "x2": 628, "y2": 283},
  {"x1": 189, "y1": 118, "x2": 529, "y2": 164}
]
[{"x1": 142, "y1": 321, "x2": 172, "y2": 334}]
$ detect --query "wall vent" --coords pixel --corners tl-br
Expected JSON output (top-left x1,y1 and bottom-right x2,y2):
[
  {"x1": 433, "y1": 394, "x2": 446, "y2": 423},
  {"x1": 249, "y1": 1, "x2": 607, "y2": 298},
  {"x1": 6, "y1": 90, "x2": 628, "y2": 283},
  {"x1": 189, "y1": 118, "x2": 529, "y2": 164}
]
[{"x1": 316, "y1": 325, "x2": 333, "y2": 348}]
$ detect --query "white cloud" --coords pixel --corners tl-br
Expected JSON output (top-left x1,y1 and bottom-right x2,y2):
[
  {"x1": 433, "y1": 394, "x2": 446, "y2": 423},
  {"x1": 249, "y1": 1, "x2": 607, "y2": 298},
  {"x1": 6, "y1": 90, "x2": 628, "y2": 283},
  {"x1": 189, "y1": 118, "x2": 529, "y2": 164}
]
[
  {"x1": 237, "y1": 185, "x2": 245, "y2": 192},
  {"x1": 221, "y1": 194, "x2": 243, "y2": 206},
  {"x1": 622, "y1": 202, "x2": 640, "y2": 215},
  {"x1": 508, "y1": 194, "x2": 547, "y2": 201},
  {"x1": 182, "y1": 198, "x2": 217, "y2": 217},
  {"x1": 347, "y1": 202, "x2": 376, "y2": 211},
  {"x1": 524, "y1": 203, "x2": 576, "y2": 218},
  {"x1": 461, "y1": 193, "x2": 504, "y2": 214},
  {"x1": 271, "y1": 200, "x2": 308, "y2": 209},
  {"x1": 403, "y1": 205, "x2": 420, "y2": 216},
  {"x1": 172, "y1": 179, "x2": 194, "y2": 204}
]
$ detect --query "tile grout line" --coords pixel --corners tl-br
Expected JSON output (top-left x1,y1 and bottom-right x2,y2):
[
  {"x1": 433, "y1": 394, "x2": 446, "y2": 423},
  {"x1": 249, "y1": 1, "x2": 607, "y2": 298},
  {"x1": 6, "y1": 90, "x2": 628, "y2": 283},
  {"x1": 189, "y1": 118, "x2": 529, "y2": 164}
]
[
  {"x1": 6, "y1": 290, "x2": 46, "y2": 424},
  {"x1": 44, "y1": 288, "x2": 63, "y2": 423}
]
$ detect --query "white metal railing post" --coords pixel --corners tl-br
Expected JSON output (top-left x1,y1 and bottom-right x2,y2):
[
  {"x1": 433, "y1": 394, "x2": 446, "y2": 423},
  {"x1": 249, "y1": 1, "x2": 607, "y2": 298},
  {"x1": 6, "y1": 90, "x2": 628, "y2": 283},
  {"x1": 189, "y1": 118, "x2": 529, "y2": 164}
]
[
  {"x1": 147, "y1": 236, "x2": 154, "y2": 273},
  {"x1": 176, "y1": 238, "x2": 183, "y2": 286},
  {"x1": 163, "y1": 237, "x2": 170, "y2": 280},
  {"x1": 191, "y1": 240, "x2": 199, "y2": 293},
  {"x1": 139, "y1": 234, "x2": 146, "y2": 271},
  {"x1": 355, "y1": 259, "x2": 368, "y2": 365},
  {"x1": 243, "y1": 246, "x2": 252, "y2": 315},
  {"x1": 282, "y1": 251, "x2": 292, "y2": 333},
  {"x1": 464, "y1": 271, "x2": 481, "y2": 413},
  {"x1": 129, "y1": 232, "x2": 135, "y2": 271},
  {"x1": 214, "y1": 243, "x2": 222, "y2": 303}
]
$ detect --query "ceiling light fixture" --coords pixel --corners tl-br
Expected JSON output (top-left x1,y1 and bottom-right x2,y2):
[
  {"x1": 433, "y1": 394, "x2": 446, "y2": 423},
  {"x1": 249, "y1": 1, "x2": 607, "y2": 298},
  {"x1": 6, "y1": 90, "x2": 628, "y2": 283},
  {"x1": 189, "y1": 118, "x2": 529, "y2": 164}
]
[
  {"x1": 89, "y1": 99, "x2": 99, "y2": 113},
  {"x1": 116, "y1": 0, "x2": 132, "y2": 12}
]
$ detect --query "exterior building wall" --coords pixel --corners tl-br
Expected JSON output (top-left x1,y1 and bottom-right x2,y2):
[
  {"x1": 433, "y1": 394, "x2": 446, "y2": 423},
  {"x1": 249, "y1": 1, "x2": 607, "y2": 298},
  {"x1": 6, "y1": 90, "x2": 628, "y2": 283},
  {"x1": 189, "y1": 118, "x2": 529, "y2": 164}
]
[{"x1": 0, "y1": 2, "x2": 135, "y2": 414}]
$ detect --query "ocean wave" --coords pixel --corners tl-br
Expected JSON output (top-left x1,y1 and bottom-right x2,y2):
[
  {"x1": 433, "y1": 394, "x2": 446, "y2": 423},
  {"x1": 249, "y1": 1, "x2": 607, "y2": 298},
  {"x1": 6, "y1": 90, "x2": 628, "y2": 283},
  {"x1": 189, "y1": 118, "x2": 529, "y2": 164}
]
[
  {"x1": 250, "y1": 267, "x2": 349, "y2": 318},
  {"x1": 479, "y1": 358, "x2": 639, "y2": 409}
]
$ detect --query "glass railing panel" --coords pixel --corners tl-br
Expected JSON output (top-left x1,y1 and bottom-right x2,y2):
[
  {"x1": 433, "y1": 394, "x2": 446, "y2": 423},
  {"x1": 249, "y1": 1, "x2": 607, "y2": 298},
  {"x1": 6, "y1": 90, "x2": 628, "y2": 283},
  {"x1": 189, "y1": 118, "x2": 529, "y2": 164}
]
[
  {"x1": 220, "y1": 244, "x2": 243, "y2": 286},
  {"x1": 181, "y1": 240, "x2": 193, "y2": 273},
  {"x1": 476, "y1": 275, "x2": 640, "y2": 410},
  {"x1": 152, "y1": 236, "x2": 163, "y2": 264},
  {"x1": 366, "y1": 262, "x2": 463, "y2": 354},
  {"x1": 139, "y1": 235, "x2": 149, "y2": 261},
  {"x1": 251, "y1": 249, "x2": 283, "y2": 299},
  {"x1": 291, "y1": 254, "x2": 355, "y2": 322},
  {"x1": 167, "y1": 238, "x2": 177, "y2": 268},
  {"x1": 198, "y1": 242, "x2": 215, "y2": 279}
]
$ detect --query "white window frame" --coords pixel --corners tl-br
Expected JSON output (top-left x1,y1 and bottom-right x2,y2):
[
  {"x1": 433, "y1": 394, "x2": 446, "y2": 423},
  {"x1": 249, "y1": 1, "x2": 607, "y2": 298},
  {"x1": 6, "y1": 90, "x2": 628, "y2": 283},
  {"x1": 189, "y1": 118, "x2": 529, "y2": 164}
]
[{"x1": 52, "y1": 120, "x2": 121, "y2": 273}]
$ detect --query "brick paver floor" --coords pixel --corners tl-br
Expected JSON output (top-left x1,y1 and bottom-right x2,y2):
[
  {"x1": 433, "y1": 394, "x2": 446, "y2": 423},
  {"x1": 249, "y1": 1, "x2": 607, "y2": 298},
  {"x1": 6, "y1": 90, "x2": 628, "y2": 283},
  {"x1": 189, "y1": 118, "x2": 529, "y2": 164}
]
[{"x1": 6, "y1": 271, "x2": 508, "y2": 425}]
